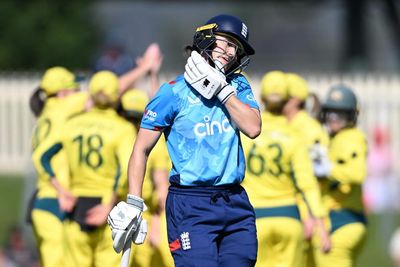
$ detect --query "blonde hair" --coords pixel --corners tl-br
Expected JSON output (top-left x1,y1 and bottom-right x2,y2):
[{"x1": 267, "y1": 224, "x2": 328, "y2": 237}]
[{"x1": 91, "y1": 92, "x2": 116, "y2": 109}]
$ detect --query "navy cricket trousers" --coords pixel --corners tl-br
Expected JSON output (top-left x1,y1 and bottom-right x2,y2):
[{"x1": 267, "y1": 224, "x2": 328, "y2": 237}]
[{"x1": 166, "y1": 184, "x2": 258, "y2": 267}]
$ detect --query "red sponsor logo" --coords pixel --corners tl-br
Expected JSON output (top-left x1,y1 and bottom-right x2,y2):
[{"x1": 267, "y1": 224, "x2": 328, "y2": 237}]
[{"x1": 169, "y1": 238, "x2": 181, "y2": 252}]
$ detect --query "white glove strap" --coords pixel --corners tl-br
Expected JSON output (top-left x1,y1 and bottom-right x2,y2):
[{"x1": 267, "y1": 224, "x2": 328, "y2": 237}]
[
  {"x1": 133, "y1": 219, "x2": 148, "y2": 245},
  {"x1": 127, "y1": 194, "x2": 144, "y2": 211},
  {"x1": 216, "y1": 85, "x2": 235, "y2": 104}
]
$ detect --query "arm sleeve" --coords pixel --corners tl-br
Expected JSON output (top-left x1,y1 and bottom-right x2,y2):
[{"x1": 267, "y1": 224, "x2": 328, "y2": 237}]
[
  {"x1": 141, "y1": 83, "x2": 178, "y2": 130},
  {"x1": 291, "y1": 140, "x2": 326, "y2": 218},
  {"x1": 40, "y1": 143, "x2": 63, "y2": 178},
  {"x1": 307, "y1": 119, "x2": 330, "y2": 147}
]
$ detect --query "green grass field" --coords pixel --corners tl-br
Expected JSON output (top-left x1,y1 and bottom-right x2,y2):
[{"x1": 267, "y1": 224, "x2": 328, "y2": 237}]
[
  {"x1": 0, "y1": 174, "x2": 25, "y2": 246},
  {"x1": 0, "y1": 174, "x2": 397, "y2": 266},
  {"x1": 357, "y1": 212, "x2": 398, "y2": 267}
]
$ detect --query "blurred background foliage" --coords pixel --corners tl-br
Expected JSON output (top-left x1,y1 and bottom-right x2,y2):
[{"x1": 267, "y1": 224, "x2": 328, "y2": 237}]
[
  {"x1": 1, "y1": 0, "x2": 400, "y2": 73},
  {"x1": 0, "y1": 1, "x2": 99, "y2": 70}
]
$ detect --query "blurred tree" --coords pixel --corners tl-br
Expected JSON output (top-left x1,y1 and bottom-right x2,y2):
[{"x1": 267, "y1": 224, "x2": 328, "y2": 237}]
[
  {"x1": 341, "y1": 0, "x2": 369, "y2": 71},
  {"x1": 0, "y1": 1, "x2": 99, "y2": 70},
  {"x1": 341, "y1": 0, "x2": 400, "y2": 71},
  {"x1": 382, "y1": 0, "x2": 400, "y2": 69}
]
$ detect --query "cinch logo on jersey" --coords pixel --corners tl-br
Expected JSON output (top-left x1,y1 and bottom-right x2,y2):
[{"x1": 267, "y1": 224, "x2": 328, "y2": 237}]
[
  {"x1": 246, "y1": 94, "x2": 255, "y2": 102},
  {"x1": 144, "y1": 109, "x2": 157, "y2": 121},
  {"x1": 194, "y1": 115, "x2": 233, "y2": 137}
]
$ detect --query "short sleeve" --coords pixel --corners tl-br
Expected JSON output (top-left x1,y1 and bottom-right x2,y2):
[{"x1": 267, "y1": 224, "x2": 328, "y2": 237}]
[
  {"x1": 231, "y1": 74, "x2": 259, "y2": 110},
  {"x1": 141, "y1": 83, "x2": 178, "y2": 130}
]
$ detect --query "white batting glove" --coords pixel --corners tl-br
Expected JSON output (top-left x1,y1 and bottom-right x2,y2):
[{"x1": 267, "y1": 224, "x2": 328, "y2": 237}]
[
  {"x1": 314, "y1": 160, "x2": 332, "y2": 178},
  {"x1": 107, "y1": 195, "x2": 146, "y2": 253},
  {"x1": 132, "y1": 218, "x2": 148, "y2": 245},
  {"x1": 309, "y1": 143, "x2": 328, "y2": 162},
  {"x1": 213, "y1": 60, "x2": 236, "y2": 104},
  {"x1": 184, "y1": 51, "x2": 235, "y2": 103},
  {"x1": 312, "y1": 146, "x2": 332, "y2": 178}
]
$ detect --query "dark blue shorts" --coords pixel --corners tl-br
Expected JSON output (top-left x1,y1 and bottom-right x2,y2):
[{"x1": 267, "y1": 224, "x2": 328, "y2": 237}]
[{"x1": 166, "y1": 184, "x2": 258, "y2": 267}]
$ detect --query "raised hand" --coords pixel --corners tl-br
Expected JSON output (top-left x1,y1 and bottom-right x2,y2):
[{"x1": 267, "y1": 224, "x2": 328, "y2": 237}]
[{"x1": 184, "y1": 51, "x2": 235, "y2": 103}]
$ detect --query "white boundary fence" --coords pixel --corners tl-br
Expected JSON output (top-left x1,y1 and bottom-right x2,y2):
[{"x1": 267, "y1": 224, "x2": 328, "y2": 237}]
[
  {"x1": 0, "y1": 72, "x2": 399, "y2": 173},
  {"x1": 0, "y1": 74, "x2": 37, "y2": 172}
]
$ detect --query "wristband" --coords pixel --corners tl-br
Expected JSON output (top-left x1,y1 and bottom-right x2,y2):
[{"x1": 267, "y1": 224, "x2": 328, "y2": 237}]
[
  {"x1": 127, "y1": 194, "x2": 144, "y2": 211},
  {"x1": 216, "y1": 85, "x2": 235, "y2": 104}
]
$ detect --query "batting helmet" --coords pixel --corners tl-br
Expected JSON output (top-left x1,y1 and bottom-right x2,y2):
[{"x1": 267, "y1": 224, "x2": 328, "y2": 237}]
[
  {"x1": 192, "y1": 14, "x2": 254, "y2": 75},
  {"x1": 321, "y1": 84, "x2": 359, "y2": 126}
]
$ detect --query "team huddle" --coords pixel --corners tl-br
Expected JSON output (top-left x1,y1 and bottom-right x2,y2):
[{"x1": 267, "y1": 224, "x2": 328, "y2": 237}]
[{"x1": 28, "y1": 14, "x2": 367, "y2": 267}]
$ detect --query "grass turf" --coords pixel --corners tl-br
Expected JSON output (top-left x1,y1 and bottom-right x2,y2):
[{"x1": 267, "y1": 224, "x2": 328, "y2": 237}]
[{"x1": 0, "y1": 174, "x2": 25, "y2": 246}]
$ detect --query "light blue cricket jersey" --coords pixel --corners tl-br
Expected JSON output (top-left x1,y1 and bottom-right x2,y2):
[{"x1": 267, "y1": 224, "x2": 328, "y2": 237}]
[{"x1": 141, "y1": 74, "x2": 259, "y2": 186}]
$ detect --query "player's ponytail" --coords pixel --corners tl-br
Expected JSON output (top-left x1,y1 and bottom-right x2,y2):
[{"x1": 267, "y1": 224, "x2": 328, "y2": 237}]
[{"x1": 29, "y1": 87, "x2": 47, "y2": 117}]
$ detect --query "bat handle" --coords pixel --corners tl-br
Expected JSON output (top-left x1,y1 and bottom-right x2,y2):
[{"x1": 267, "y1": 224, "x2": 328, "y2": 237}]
[{"x1": 120, "y1": 241, "x2": 132, "y2": 267}]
